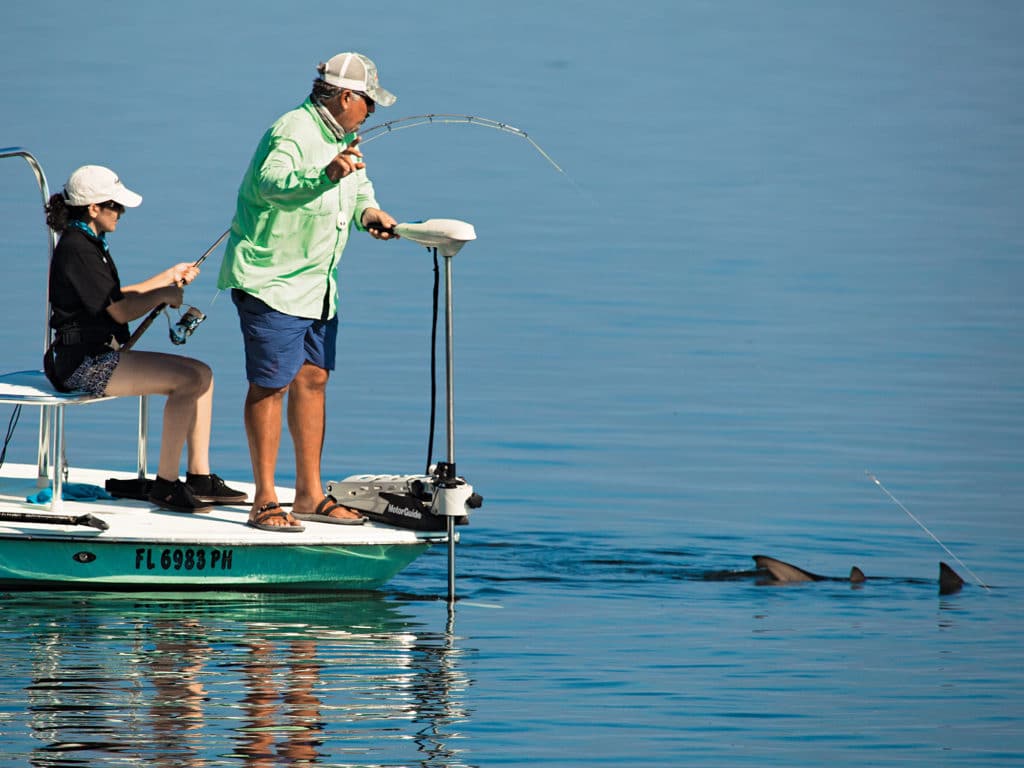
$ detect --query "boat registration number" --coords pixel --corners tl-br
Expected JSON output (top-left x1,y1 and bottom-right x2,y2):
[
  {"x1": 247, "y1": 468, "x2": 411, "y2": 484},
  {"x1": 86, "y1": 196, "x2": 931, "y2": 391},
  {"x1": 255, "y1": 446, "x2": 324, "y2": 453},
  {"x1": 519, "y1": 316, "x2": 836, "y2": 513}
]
[{"x1": 134, "y1": 547, "x2": 233, "y2": 571}]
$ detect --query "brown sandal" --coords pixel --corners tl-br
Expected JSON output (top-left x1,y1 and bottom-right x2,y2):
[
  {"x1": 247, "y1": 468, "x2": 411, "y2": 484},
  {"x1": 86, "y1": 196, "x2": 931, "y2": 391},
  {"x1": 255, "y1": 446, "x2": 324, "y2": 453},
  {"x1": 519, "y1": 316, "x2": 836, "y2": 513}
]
[
  {"x1": 247, "y1": 502, "x2": 305, "y2": 532},
  {"x1": 292, "y1": 496, "x2": 366, "y2": 526}
]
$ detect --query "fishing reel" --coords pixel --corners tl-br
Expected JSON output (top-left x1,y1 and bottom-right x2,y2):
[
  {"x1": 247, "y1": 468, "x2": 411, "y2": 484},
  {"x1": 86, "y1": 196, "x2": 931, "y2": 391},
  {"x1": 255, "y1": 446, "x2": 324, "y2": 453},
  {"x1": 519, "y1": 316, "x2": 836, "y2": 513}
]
[{"x1": 168, "y1": 306, "x2": 206, "y2": 345}]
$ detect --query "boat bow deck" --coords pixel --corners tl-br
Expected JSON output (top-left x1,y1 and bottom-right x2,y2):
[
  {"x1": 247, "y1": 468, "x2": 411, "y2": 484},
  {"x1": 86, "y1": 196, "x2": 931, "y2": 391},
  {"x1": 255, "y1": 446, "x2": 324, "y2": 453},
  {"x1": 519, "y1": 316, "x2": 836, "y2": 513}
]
[{"x1": 0, "y1": 462, "x2": 447, "y2": 591}]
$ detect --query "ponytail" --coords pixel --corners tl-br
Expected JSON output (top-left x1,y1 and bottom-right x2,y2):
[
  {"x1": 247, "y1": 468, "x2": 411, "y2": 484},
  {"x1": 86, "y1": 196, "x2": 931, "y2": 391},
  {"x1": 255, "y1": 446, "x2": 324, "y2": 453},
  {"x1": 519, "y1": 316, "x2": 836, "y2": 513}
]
[{"x1": 45, "y1": 193, "x2": 88, "y2": 232}]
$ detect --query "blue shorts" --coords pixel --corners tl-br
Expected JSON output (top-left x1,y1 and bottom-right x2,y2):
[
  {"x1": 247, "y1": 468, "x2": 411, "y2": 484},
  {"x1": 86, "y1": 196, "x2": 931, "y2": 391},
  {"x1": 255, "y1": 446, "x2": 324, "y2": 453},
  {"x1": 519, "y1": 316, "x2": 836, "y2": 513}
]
[{"x1": 231, "y1": 289, "x2": 338, "y2": 389}]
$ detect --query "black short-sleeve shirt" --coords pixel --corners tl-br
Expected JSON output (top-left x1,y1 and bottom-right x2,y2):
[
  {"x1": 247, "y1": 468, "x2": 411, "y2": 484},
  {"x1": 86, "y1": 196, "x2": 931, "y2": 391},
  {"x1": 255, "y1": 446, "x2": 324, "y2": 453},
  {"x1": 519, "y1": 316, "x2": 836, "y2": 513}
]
[{"x1": 49, "y1": 226, "x2": 130, "y2": 346}]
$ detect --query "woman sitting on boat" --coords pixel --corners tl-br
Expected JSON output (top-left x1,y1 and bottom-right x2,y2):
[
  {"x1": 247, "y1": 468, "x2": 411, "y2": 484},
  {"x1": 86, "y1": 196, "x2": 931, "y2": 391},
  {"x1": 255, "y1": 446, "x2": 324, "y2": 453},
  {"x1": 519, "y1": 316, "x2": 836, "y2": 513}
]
[{"x1": 44, "y1": 164, "x2": 246, "y2": 514}]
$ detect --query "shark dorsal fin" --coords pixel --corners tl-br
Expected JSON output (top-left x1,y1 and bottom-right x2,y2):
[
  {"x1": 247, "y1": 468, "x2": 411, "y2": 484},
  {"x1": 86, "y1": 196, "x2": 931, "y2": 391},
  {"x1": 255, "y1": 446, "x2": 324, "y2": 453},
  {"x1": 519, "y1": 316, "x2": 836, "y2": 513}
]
[
  {"x1": 850, "y1": 566, "x2": 866, "y2": 583},
  {"x1": 752, "y1": 555, "x2": 824, "y2": 582}
]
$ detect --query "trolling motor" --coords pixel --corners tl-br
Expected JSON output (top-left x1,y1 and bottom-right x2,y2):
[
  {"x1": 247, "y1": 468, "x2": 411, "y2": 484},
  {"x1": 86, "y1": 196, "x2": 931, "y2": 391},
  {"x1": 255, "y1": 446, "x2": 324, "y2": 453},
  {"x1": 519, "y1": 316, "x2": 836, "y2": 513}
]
[
  {"x1": 328, "y1": 218, "x2": 481, "y2": 602},
  {"x1": 392, "y1": 218, "x2": 477, "y2": 257},
  {"x1": 326, "y1": 462, "x2": 482, "y2": 532}
]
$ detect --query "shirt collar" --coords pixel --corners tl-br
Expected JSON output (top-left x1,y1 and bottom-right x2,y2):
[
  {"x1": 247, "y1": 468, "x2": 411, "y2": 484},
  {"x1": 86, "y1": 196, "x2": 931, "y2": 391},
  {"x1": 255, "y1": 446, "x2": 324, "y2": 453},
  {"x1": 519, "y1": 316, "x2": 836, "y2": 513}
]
[
  {"x1": 68, "y1": 220, "x2": 109, "y2": 253},
  {"x1": 305, "y1": 97, "x2": 355, "y2": 145}
]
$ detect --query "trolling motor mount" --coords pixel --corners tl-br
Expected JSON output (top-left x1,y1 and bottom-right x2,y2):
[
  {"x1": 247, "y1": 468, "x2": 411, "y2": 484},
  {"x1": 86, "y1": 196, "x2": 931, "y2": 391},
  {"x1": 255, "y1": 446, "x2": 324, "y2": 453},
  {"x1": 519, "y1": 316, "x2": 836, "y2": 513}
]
[{"x1": 326, "y1": 467, "x2": 481, "y2": 532}]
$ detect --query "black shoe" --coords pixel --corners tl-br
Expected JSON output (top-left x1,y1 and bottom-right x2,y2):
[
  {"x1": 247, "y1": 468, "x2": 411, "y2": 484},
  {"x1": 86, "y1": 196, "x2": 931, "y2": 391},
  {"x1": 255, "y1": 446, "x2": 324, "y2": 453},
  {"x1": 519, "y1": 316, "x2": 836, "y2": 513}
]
[
  {"x1": 149, "y1": 476, "x2": 214, "y2": 514},
  {"x1": 186, "y1": 472, "x2": 248, "y2": 504}
]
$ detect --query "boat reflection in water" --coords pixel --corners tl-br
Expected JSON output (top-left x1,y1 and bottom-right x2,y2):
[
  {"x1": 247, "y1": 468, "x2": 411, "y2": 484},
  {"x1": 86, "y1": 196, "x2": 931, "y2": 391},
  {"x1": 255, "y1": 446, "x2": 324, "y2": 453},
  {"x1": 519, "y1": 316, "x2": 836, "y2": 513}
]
[{"x1": 7, "y1": 591, "x2": 472, "y2": 767}]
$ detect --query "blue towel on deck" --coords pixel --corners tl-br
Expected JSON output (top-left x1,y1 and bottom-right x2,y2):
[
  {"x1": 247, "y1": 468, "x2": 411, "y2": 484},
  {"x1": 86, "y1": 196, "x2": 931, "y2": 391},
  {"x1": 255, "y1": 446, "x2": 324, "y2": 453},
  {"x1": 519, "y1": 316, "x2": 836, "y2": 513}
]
[{"x1": 26, "y1": 483, "x2": 115, "y2": 505}]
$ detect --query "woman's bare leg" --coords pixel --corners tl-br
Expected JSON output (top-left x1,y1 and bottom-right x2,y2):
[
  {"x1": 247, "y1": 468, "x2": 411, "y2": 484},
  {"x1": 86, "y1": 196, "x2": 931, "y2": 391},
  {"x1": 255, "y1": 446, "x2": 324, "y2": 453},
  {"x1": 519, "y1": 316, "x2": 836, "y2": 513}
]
[{"x1": 104, "y1": 350, "x2": 213, "y2": 481}]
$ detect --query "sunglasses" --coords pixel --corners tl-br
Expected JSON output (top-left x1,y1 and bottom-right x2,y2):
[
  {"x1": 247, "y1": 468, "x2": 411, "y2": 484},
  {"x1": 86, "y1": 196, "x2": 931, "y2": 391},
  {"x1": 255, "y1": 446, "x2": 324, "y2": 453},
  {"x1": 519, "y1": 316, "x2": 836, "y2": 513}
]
[
  {"x1": 350, "y1": 90, "x2": 374, "y2": 108},
  {"x1": 99, "y1": 200, "x2": 126, "y2": 215}
]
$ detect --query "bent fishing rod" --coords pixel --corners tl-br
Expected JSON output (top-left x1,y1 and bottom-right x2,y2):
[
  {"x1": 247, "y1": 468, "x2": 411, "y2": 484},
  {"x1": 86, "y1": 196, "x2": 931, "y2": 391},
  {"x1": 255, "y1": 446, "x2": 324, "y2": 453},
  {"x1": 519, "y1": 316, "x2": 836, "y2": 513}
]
[
  {"x1": 122, "y1": 229, "x2": 229, "y2": 351},
  {"x1": 123, "y1": 113, "x2": 564, "y2": 351},
  {"x1": 360, "y1": 113, "x2": 566, "y2": 174}
]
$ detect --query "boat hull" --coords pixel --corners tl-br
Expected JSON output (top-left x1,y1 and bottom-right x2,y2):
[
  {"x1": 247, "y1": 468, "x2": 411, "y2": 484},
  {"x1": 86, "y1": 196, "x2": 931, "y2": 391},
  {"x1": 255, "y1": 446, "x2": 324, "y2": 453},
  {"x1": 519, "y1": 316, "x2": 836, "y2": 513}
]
[
  {"x1": 0, "y1": 537, "x2": 430, "y2": 591},
  {"x1": 0, "y1": 463, "x2": 445, "y2": 592}
]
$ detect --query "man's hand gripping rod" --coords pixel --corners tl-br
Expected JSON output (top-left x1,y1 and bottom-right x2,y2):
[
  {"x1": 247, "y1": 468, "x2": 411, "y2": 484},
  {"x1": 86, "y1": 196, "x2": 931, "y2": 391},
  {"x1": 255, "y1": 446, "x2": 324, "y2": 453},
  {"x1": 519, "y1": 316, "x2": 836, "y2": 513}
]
[{"x1": 121, "y1": 229, "x2": 230, "y2": 352}]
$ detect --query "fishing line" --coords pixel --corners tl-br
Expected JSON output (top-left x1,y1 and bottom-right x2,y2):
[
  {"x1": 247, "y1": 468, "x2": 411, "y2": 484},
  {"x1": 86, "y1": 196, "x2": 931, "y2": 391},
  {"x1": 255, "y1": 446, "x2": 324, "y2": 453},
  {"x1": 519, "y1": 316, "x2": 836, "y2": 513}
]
[{"x1": 866, "y1": 471, "x2": 990, "y2": 591}]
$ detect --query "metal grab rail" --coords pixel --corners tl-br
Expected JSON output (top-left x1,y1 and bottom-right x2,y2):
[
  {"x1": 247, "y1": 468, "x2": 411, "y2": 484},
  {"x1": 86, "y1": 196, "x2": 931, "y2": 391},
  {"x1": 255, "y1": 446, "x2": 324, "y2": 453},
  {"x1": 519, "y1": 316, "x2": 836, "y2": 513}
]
[
  {"x1": 1, "y1": 147, "x2": 59, "y2": 486},
  {"x1": 0, "y1": 147, "x2": 56, "y2": 358}
]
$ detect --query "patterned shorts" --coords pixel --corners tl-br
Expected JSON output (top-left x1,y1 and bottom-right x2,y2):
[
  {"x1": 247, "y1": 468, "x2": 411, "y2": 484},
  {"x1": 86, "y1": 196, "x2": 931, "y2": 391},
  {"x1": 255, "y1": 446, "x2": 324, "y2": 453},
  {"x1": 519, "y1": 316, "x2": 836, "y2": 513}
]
[{"x1": 64, "y1": 350, "x2": 121, "y2": 396}]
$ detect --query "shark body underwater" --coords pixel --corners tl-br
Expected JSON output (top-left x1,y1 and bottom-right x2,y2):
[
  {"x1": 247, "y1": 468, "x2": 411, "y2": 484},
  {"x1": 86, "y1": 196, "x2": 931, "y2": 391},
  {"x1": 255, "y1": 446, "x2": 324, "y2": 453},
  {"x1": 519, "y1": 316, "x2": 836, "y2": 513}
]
[{"x1": 706, "y1": 555, "x2": 966, "y2": 595}]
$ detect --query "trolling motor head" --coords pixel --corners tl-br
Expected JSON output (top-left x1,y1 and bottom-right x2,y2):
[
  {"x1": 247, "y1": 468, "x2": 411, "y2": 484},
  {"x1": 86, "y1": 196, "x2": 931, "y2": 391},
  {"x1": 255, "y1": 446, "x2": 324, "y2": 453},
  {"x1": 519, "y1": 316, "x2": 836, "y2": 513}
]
[{"x1": 394, "y1": 218, "x2": 476, "y2": 257}]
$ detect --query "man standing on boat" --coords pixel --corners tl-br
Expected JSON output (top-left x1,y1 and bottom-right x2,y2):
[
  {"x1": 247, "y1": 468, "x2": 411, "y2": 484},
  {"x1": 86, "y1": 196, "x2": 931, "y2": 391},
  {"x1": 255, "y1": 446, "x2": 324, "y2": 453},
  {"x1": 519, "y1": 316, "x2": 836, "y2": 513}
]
[{"x1": 218, "y1": 52, "x2": 398, "y2": 532}]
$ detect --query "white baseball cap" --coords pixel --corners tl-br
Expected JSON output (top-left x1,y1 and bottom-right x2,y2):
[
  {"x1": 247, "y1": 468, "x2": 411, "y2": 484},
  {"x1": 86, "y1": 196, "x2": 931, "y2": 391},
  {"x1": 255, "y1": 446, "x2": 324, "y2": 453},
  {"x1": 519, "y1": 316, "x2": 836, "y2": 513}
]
[
  {"x1": 63, "y1": 165, "x2": 143, "y2": 208},
  {"x1": 319, "y1": 52, "x2": 396, "y2": 107}
]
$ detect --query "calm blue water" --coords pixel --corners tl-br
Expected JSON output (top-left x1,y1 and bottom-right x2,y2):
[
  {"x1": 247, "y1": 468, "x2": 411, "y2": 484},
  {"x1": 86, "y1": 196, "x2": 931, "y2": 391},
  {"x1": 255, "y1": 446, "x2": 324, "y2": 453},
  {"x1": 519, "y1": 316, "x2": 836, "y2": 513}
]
[{"x1": 2, "y1": 1, "x2": 1023, "y2": 765}]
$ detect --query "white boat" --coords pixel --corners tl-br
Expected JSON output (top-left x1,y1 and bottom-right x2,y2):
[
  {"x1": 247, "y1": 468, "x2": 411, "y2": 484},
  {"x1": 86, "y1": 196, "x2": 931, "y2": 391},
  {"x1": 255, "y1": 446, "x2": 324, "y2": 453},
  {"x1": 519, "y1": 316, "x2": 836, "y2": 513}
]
[{"x1": 0, "y1": 147, "x2": 479, "y2": 595}]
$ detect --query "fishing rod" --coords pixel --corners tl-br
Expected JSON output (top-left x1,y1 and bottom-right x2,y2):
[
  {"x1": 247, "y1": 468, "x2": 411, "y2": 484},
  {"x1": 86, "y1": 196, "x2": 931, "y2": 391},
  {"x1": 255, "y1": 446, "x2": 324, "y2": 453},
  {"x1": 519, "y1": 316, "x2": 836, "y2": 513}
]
[
  {"x1": 122, "y1": 229, "x2": 230, "y2": 351},
  {"x1": 866, "y1": 471, "x2": 991, "y2": 591},
  {"x1": 360, "y1": 113, "x2": 566, "y2": 175},
  {"x1": 0, "y1": 510, "x2": 108, "y2": 531}
]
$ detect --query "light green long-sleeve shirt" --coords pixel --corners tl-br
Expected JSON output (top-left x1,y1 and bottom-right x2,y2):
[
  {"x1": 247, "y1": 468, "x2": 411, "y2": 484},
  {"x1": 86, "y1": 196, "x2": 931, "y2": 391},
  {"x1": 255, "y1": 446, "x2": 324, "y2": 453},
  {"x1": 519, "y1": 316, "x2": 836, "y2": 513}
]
[{"x1": 218, "y1": 99, "x2": 379, "y2": 320}]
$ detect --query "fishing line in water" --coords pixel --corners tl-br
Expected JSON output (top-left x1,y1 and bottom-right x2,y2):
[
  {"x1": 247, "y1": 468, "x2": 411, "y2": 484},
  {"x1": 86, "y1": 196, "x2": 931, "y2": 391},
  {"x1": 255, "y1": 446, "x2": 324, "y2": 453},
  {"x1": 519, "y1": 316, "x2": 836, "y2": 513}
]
[{"x1": 866, "y1": 471, "x2": 991, "y2": 591}]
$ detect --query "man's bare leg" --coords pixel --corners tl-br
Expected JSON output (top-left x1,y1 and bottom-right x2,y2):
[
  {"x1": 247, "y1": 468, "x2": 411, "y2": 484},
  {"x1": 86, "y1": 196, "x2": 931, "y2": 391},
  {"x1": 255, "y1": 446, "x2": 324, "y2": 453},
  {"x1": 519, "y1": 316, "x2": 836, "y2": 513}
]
[
  {"x1": 287, "y1": 362, "x2": 361, "y2": 520},
  {"x1": 244, "y1": 382, "x2": 299, "y2": 528}
]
